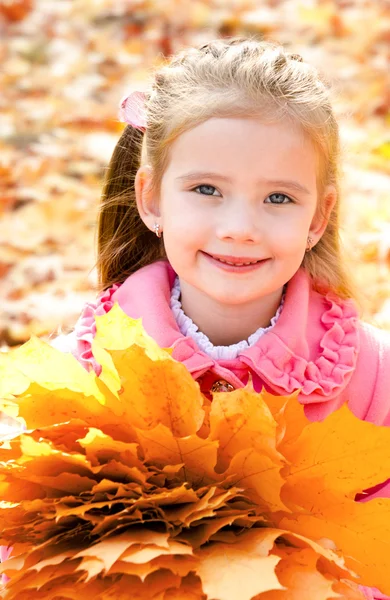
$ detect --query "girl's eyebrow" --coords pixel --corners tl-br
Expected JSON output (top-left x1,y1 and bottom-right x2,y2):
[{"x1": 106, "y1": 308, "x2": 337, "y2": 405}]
[{"x1": 176, "y1": 171, "x2": 311, "y2": 195}]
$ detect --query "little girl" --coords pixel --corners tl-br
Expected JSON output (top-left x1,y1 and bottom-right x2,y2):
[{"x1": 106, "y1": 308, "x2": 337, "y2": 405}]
[{"x1": 52, "y1": 36, "x2": 390, "y2": 598}]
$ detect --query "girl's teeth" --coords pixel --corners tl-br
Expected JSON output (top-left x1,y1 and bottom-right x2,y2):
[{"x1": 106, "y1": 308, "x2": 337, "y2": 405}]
[{"x1": 217, "y1": 258, "x2": 258, "y2": 266}]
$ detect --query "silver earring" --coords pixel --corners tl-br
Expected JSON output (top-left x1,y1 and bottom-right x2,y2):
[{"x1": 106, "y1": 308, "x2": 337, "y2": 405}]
[
  {"x1": 153, "y1": 222, "x2": 162, "y2": 238},
  {"x1": 306, "y1": 236, "x2": 314, "y2": 252}
]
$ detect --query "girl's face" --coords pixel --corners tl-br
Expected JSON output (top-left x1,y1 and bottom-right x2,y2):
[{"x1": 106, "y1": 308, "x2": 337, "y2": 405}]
[{"x1": 136, "y1": 117, "x2": 336, "y2": 306}]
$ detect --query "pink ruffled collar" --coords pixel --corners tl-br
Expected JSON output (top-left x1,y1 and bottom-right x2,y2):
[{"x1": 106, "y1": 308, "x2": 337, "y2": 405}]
[{"x1": 71, "y1": 260, "x2": 359, "y2": 404}]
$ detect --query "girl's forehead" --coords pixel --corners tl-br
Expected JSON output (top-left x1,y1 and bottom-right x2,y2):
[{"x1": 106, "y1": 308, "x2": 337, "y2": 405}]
[
  {"x1": 165, "y1": 117, "x2": 317, "y2": 185},
  {"x1": 170, "y1": 117, "x2": 311, "y2": 157}
]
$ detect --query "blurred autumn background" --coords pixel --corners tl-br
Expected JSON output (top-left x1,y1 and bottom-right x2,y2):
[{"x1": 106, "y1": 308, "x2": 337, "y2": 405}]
[{"x1": 0, "y1": 0, "x2": 389, "y2": 352}]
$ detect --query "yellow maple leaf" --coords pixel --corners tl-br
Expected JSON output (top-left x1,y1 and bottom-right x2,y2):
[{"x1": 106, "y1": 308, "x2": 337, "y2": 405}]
[{"x1": 276, "y1": 402, "x2": 390, "y2": 592}]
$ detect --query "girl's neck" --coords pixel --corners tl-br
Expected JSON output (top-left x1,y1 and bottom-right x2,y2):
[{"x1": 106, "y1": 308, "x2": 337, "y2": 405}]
[{"x1": 179, "y1": 279, "x2": 285, "y2": 346}]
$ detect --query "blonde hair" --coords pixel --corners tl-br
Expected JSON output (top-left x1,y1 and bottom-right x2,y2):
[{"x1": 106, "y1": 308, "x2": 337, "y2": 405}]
[{"x1": 96, "y1": 36, "x2": 360, "y2": 305}]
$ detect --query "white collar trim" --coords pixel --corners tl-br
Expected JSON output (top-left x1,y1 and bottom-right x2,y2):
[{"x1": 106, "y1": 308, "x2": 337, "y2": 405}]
[{"x1": 170, "y1": 276, "x2": 285, "y2": 360}]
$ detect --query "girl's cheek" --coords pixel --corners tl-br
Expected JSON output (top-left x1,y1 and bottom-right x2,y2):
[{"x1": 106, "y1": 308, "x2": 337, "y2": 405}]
[
  {"x1": 169, "y1": 210, "x2": 209, "y2": 236},
  {"x1": 270, "y1": 227, "x2": 306, "y2": 254}
]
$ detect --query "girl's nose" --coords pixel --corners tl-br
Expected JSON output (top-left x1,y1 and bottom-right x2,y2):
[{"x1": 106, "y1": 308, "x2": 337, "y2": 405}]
[{"x1": 215, "y1": 204, "x2": 261, "y2": 243}]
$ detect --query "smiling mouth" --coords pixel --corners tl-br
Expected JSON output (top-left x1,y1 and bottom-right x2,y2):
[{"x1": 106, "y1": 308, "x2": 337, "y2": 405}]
[{"x1": 204, "y1": 252, "x2": 267, "y2": 266}]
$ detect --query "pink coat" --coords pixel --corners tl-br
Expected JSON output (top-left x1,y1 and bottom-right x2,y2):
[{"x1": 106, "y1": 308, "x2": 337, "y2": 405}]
[{"x1": 72, "y1": 259, "x2": 390, "y2": 424}]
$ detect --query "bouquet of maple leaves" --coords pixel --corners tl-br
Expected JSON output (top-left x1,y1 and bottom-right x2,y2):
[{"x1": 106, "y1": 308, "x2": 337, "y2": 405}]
[{"x1": 0, "y1": 303, "x2": 389, "y2": 600}]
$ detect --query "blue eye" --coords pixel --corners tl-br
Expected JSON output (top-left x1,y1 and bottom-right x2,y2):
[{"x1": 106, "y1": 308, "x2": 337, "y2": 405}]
[
  {"x1": 265, "y1": 193, "x2": 293, "y2": 204},
  {"x1": 193, "y1": 184, "x2": 219, "y2": 196}
]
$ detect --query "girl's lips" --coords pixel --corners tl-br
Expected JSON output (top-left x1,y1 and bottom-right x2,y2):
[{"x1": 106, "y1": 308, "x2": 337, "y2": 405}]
[
  {"x1": 201, "y1": 251, "x2": 270, "y2": 273},
  {"x1": 205, "y1": 253, "x2": 267, "y2": 264}
]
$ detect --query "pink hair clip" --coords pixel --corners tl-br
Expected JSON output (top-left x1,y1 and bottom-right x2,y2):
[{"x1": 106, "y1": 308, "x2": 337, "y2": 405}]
[{"x1": 118, "y1": 90, "x2": 147, "y2": 131}]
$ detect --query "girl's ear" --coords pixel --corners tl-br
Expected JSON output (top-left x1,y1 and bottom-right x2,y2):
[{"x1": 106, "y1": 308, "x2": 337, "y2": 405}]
[
  {"x1": 309, "y1": 185, "x2": 337, "y2": 244},
  {"x1": 134, "y1": 165, "x2": 161, "y2": 231}
]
